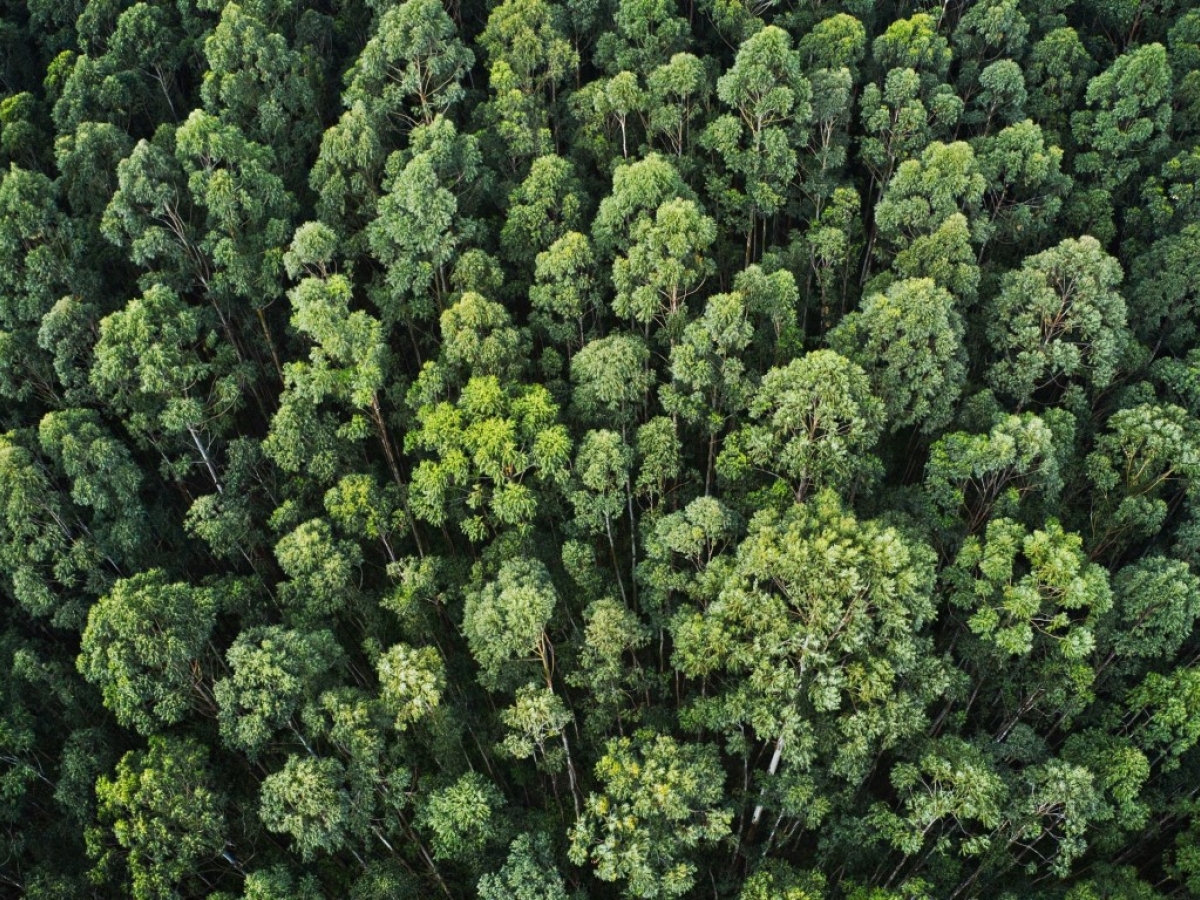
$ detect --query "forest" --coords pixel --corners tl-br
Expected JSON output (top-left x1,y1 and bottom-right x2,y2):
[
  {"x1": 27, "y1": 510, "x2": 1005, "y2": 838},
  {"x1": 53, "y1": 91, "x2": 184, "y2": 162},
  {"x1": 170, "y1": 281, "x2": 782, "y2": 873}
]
[{"x1": 2, "y1": 0, "x2": 1200, "y2": 897}]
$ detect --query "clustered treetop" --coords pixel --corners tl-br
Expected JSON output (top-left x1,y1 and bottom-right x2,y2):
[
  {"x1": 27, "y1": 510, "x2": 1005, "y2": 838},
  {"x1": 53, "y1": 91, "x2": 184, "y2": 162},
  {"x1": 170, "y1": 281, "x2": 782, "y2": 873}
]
[{"x1": 2, "y1": 0, "x2": 1200, "y2": 899}]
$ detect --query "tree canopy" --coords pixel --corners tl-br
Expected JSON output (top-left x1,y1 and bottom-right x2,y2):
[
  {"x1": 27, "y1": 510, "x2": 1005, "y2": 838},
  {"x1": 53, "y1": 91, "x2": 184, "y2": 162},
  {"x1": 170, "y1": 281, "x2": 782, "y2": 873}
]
[{"x1": 3, "y1": 1, "x2": 1200, "y2": 899}]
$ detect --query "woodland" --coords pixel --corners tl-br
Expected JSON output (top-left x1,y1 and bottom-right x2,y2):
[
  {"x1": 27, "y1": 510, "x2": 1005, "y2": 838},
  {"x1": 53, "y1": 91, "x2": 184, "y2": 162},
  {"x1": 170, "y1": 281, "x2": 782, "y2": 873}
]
[{"x1": 2, "y1": 0, "x2": 1200, "y2": 898}]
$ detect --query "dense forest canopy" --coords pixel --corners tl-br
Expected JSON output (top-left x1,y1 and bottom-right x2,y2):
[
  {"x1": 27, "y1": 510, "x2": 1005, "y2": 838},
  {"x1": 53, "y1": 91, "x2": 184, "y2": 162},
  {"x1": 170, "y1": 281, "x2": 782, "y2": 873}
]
[{"x1": 2, "y1": 0, "x2": 1200, "y2": 897}]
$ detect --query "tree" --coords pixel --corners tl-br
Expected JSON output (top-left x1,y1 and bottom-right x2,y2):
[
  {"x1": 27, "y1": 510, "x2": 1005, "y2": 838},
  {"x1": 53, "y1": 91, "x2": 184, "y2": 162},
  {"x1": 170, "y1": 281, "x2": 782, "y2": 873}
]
[
  {"x1": 738, "y1": 863, "x2": 827, "y2": 900},
  {"x1": 1104, "y1": 557, "x2": 1200, "y2": 663},
  {"x1": 701, "y1": 26, "x2": 812, "y2": 263},
  {"x1": 416, "y1": 771, "x2": 504, "y2": 864},
  {"x1": 925, "y1": 413, "x2": 1065, "y2": 535},
  {"x1": 274, "y1": 518, "x2": 363, "y2": 623},
  {"x1": 568, "y1": 595, "x2": 650, "y2": 734},
  {"x1": 0, "y1": 164, "x2": 74, "y2": 404},
  {"x1": 872, "y1": 14, "x2": 952, "y2": 89},
  {"x1": 637, "y1": 495, "x2": 739, "y2": 651},
  {"x1": 345, "y1": 0, "x2": 474, "y2": 133},
  {"x1": 367, "y1": 117, "x2": 484, "y2": 331},
  {"x1": 90, "y1": 736, "x2": 227, "y2": 900},
  {"x1": 829, "y1": 278, "x2": 966, "y2": 433},
  {"x1": 406, "y1": 376, "x2": 572, "y2": 540},
  {"x1": 660, "y1": 290, "x2": 754, "y2": 492},
  {"x1": 647, "y1": 53, "x2": 712, "y2": 160},
  {"x1": 986, "y1": 236, "x2": 1130, "y2": 406},
  {"x1": 259, "y1": 755, "x2": 353, "y2": 861},
  {"x1": 871, "y1": 141, "x2": 985, "y2": 292},
  {"x1": 1086, "y1": 403, "x2": 1200, "y2": 557},
  {"x1": 376, "y1": 642, "x2": 445, "y2": 731},
  {"x1": 309, "y1": 102, "x2": 387, "y2": 238},
  {"x1": 965, "y1": 60, "x2": 1027, "y2": 136},
  {"x1": 37, "y1": 408, "x2": 146, "y2": 561},
  {"x1": 569, "y1": 731, "x2": 731, "y2": 899},
  {"x1": 570, "y1": 335, "x2": 653, "y2": 431},
  {"x1": 612, "y1": 198, "x2": 716, "y2": 340},
  {"x1": 438, "y1": 291, "x2": 525, "y2": 382},
  {"x1": 91, "y1": 284, "x2": 245, "y2": 493},
  {"x1": 594, "y1": 0, "x2": 690, "y2": 77},
  {"x1": 215, "y1": 627, "x2": 343, "y2": 757},
  {"x1": 274, "y1": 263, "x2": 408, "y2": 492},
  {"x1": 951, "y1": 0, "x2": 1029, "y2": 99},
  {"x1": 103, "y1": 111, "x2": 297, "y2": 382},
  {"x1": 718, "y1": 350, "x2": 884, "y2": 502},
  {"x1": 671, "y1": 491, "x2": 939, "y2": 829},
  {"x1": 52, "y1": 0, "x2": 195, "y2": 134},
  {"x1": 478, "y1": 833, "x2": 569, "y2": 900},
  {"x1": 463, "y1": 558, "x2": 558, "y2": 688},
  {"x1": 860, "y1": 68, "x2": 962, "y2": 207},
  {"x1": 945, "y1": 518, "x2": 1113, "y2": 736},
  {"x1": 475, "y1": 0, "x2": 578, "y2": 176},
  {"x1": 530, "y1": 232, "x2": 602, "y2": 358},
  {"x1": 1026, "y1": 28, "x2": 1095, "y2": 141},
  {"x1": 868, "y1": 738, "x2": 1006, "y2": 879},
  {"x1": 591, "y1": 153, "x2": 695, "y2": 260},
  {"x1": 499, "y1": 154, "x2": 586, "y2": 282},
  {"x1": 973, "y1": 121, "x2": 1071, "y2": 258},
  {"x1": 1072, "y1": 43, "x2": 1173, "y2": 194},
  {"x1": 78, "y1": 570, "x2": 219, "y2": 735},
  {"x1": 1128, "y1": 224, "x2": 1200, "y2": 353},
  {"x1": 570, "y1": 430, "x2": 635, "y2": 601},
  {"x1": 200, "y1": 3, "x2": 321, "y2": 176},
  {"x1": 0, "y1": 431, "x2": 116, "y2": 627}
]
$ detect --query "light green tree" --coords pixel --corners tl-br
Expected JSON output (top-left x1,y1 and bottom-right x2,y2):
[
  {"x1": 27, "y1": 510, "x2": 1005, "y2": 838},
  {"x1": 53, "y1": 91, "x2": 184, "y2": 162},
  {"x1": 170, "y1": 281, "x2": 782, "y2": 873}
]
[
  {"x1": 569, "y1": 731, "x2": 730, "y2": 899},
  {"x1": 91, "y1": 736, "x2": 227, "y2": 900}
]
